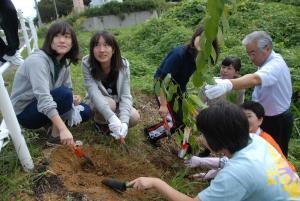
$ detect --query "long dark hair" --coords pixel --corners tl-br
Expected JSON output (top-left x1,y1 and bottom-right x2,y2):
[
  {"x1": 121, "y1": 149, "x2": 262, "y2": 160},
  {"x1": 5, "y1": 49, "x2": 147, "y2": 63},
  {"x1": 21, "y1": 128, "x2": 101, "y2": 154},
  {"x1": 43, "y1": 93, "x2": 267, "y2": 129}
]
[
  {"x1": 187, "y1": 26, "x2": 219, "y2": 65},
  {"x1": 42, "y1": 20, "x2": 79, "y2": 64},
  {"x1": 88, "y1": 31, "x2": 123, "y2": 81}
]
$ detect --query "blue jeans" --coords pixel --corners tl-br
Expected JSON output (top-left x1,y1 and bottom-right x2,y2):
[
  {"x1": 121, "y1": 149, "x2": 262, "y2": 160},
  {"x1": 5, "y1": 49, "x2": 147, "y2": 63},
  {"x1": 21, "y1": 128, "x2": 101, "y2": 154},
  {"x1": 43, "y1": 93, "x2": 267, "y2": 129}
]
[{"x1": 17, "y1": 86, "x2": 92, "y2": 129}]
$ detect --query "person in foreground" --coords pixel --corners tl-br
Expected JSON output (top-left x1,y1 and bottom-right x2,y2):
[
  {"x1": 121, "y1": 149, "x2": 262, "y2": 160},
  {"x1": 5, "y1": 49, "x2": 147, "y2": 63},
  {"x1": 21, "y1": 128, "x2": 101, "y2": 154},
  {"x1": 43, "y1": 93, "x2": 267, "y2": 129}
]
[
  {"x1": 205, "y1": 31, "x2": 293, "y2": 157},
  {"x1": 185, "y1": 101, "x2": 296, "y2": 181},
  {"x1": 82, "y1": 31, "x2": 140, "y2": 140},
  {"x1": 129, "y1": 101, "x2": 300, "y2": 201},
  {"x1": 10, "y1": 21, "x2": 92, "y2": 146}
]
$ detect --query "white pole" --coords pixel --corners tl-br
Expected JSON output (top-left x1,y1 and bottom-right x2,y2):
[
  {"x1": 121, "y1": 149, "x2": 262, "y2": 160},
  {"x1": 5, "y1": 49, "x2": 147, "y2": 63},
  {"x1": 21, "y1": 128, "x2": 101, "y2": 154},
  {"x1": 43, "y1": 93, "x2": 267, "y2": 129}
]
[
  {"x1": 18, "y1": 11, "x2": 31, "y2": 54},
  {"x1": 28, "y1": 20, "x2": 39, "y2": 50},
  {"x1": 0, "y1": 63, "x2": 34, "y2": 172}
]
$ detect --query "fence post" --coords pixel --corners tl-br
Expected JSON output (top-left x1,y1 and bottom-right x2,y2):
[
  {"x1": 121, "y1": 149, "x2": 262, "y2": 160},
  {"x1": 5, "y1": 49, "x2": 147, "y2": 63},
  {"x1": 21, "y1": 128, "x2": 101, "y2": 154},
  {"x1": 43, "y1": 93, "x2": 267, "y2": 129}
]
[
  {"x1": 28, "y1": 20, "x2": 38, "y2": 50},
  {"x1": 18, "y1": 10, "x2": 31, "y2": 54},
  {"x1": 0, "y1": 63, "x2": 34, "y2": 172}
]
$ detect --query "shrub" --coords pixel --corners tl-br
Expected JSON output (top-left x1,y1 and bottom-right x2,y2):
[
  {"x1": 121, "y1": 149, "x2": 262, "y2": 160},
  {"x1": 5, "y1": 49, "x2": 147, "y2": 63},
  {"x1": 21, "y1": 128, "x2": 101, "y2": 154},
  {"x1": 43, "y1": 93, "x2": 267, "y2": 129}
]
[
  {"x1": 83, "y1": 0, "x2": 158, "y2": 18},
  {"x1": 162, "y1": 0, "x2": 207, "y2": 27}
]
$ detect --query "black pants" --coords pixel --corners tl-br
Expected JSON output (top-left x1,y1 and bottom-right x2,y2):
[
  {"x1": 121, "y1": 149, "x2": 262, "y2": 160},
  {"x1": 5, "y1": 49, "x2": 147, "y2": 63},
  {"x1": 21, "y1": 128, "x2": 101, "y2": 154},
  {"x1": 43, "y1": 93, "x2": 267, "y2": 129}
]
[
  {"x1": 0, "y1": 0, "x2": 19, "y2": 60},
  {"x1": 261, "y1": 109, "x2": 294, "y2": 157}
]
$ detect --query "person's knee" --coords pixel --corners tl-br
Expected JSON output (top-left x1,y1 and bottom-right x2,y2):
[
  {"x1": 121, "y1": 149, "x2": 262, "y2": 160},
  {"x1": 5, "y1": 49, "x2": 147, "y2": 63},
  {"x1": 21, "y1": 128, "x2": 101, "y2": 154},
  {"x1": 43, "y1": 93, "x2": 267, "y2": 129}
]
[
  {"x1": 129, "y1": 109, "x2": 140, "y2": 128},
  {"x1": 80, "y1": 103, "x2": 93, "y2": 122},
  {"x1": 58, "y1": 87, "x2": 73, "y2": 102},
  {"x1": 51, "y1": 86, "x2": 73, "y2": 112}
]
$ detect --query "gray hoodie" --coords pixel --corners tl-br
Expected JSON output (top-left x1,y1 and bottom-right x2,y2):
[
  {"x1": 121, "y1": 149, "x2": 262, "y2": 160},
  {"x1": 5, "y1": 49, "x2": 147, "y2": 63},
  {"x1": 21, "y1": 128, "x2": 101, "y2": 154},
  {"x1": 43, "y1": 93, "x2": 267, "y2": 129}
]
[
  {"x1": 81, "y1": 55, "x2": 132, "y2": 124},
  {"x1": 10, "y1": 49, "x2": 72, "y2": 119}
]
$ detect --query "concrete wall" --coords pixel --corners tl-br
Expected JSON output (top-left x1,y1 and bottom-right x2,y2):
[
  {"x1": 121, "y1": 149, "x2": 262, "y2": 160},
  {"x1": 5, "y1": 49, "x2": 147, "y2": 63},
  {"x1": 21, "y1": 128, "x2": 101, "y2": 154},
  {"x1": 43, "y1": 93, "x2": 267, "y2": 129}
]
[{"x1": 81, "y1": 10, "x2": 158, "y2": 31}]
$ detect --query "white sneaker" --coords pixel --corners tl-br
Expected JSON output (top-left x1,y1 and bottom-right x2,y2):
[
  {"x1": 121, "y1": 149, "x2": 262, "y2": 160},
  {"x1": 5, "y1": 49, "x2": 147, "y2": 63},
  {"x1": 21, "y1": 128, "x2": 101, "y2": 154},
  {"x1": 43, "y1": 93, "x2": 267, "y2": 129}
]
[{"x1": 3, "y1": 51, "x2": 24, "y2": 66}]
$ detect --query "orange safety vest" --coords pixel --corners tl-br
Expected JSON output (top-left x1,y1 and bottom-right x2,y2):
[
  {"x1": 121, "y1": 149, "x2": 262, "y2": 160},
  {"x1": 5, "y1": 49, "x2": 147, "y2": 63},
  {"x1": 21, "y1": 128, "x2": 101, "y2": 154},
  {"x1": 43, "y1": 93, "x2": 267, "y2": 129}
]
[{"x1": 260, "y1": 131, "x2": 296, "y2": 172}]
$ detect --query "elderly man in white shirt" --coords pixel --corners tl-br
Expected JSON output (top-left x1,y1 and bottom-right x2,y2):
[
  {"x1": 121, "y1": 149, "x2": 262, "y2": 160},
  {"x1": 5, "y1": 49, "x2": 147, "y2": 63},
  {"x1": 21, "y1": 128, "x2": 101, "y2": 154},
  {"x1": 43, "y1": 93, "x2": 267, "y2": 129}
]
[{"x1": 205, "y1": 31, "x2": 293, "y2": 156}]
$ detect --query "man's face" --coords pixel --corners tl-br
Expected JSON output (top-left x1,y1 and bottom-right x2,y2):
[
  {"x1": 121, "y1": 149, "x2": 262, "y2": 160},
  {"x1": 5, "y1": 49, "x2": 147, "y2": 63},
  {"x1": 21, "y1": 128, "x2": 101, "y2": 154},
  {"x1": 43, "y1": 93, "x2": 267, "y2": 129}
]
[{"x1": 245, "y1": 42, "x2": 270, "y2": 67}]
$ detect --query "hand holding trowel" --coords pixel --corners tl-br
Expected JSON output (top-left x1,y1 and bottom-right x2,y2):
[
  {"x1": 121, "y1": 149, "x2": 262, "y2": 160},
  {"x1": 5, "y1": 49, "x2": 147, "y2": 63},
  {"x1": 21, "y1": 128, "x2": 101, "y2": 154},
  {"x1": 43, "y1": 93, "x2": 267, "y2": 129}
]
[
  {"x1": 102, "y1": 178, "x2": 133, "y2": 192},
  {"x1": 120, "y1": 136, "x2": 130, "y2": 154}
]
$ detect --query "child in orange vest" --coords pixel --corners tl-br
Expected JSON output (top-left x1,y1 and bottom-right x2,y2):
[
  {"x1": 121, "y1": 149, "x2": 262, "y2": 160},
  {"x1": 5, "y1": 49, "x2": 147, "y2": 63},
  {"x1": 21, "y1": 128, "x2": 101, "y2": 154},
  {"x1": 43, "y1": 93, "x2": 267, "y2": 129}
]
[{"x1": 241, "y1": 101, "x2": 296, "y2": 172}]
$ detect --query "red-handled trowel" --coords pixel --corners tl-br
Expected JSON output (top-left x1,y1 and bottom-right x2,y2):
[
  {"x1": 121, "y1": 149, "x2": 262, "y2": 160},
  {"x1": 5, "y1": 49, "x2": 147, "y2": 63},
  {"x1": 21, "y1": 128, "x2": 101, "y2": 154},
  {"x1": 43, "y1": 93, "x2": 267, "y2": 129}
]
[
  {"x1": 178, "y1": 127, "x2": 191, "y2": 158},
  {"x1": 102, "y1": 178, "x2": 133, "y2": 192},
  {"x1": 163, "y1": 117, "x2": 172, "y2": 139},
  {"x1": 72, "y1": 141, "x2": 95, "y2": 169}
]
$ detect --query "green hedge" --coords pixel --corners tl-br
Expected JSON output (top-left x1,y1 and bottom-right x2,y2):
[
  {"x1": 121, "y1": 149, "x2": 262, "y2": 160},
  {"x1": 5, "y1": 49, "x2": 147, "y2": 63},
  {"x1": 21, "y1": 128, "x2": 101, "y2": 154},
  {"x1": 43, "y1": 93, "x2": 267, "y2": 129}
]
[{"x1": 83, "y1": 0, "x2": 159, "y2": 18}]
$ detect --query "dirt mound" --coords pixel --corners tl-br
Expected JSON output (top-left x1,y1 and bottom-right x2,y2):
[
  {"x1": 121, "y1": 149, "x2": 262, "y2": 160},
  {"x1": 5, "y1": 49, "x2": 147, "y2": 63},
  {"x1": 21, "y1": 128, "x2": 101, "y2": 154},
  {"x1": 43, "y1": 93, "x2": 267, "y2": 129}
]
[
  {"x1": 30, "y1": 92, "x2": 189, "y2": 200},
  {"x1": 34, "y1": 145, "x2": 162, "y2": 201}
]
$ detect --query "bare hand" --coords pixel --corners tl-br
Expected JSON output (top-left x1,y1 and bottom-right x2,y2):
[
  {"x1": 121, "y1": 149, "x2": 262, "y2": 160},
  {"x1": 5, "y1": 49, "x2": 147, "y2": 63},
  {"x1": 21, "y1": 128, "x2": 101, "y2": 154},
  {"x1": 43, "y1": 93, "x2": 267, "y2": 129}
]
[
  {"x1": 158, "y1": 105, "x2": 168, "y2": 119},
  {"x1": 59, "y1": 129, "x2": 74, "y2": 145},
  {"x1": 73, "y1": 95, "x2": 81, "y2": 106},
  {"x1": 128, "y1": 177, "x2": 156, "y2": 191}
]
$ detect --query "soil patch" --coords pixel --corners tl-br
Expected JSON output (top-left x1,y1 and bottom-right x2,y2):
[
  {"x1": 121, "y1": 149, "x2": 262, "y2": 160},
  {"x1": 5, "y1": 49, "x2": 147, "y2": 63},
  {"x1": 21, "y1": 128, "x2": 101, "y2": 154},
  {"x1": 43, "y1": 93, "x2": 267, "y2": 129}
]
[{"x1": 30, "y1": 92, "x2": 186, "y2": 201}]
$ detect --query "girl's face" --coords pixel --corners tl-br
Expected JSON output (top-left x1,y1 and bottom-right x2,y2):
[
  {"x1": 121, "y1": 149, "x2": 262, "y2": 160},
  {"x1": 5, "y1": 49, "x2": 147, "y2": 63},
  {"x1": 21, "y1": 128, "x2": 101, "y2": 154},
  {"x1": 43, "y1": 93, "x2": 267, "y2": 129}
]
[
  {"x1": 243, "y1": 109, "x2": 263, "y2": 133},
  {"x1": 51, "y1": 32, "x2": 72, "y2": 58},
  {"x1": 220, "y1": 64, "x2": 238, "y2": 79},
  {"x1": 194, "y1": 35, "x2": 201, "y2": 51},
  {"x1": 93, "y1": 36, "x2": 114, "y2": 66}
]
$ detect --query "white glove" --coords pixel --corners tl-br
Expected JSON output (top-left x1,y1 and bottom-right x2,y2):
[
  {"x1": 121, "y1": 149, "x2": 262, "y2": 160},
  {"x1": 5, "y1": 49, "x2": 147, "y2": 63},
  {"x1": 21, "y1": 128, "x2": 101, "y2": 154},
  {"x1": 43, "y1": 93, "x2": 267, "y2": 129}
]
[
  {"x1": 191, "y1": 169, "x2": 220, "y2": 180},
  {"x1": 204, "y1": 78, "x2": 233, "y2": 100},
  {"x1": 68, "y1": 104, "x2": 84, "y2": 127},
  {"x1": 61, "y1": 104, "x2": 84, "y2": 127},
  {"x1": 110, "y1": 132, "x2": 121, "y2": 140},
  {"x1": 120, "y1": 123, "x2": 128, "y2": 138},
  {"x1": 184, "y1": 156, "x2": 227, "y2": 169},
  {"x1": 108, "y1": 115, "x2": 122, "y2": 139}
]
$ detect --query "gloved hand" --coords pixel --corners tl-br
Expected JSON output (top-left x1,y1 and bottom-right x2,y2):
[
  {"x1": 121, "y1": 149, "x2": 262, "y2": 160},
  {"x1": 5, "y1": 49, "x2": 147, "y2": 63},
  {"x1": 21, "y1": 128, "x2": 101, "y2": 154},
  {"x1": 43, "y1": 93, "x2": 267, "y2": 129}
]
[
  {"x1": 108, "y1": 115, "x2": 122, "y2": 139},
  {"x1": 204, "y1": 78, "x2": 233, "y2": 100},
  {"x1": 184, "y1": 156, "x2": 224, "y2": 169},
  {"x1": 120, "y1": 123, "x2": 128, "y2": 138},
  {"x1": 62, "y1": 104, "x2": 84, "y2": 127},
  {"x1": 191, "y1": 169, "x2": 220, "y2": 180}
]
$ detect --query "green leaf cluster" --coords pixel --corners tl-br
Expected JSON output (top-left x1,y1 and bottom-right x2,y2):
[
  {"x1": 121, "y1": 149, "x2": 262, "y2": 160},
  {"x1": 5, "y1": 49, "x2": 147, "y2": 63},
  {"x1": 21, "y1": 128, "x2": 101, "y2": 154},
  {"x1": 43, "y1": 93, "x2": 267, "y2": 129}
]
[{"x1": 82, "y1": 0, "x2": 159, "y2": 18}]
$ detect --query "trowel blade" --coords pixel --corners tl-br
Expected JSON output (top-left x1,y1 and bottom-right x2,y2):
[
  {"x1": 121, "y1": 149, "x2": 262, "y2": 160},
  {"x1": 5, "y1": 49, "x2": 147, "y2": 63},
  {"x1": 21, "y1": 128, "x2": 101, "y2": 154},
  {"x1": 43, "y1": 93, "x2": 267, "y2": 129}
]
[{"x1": 102, "y1": 178, "x2": 128, "y2": 192}]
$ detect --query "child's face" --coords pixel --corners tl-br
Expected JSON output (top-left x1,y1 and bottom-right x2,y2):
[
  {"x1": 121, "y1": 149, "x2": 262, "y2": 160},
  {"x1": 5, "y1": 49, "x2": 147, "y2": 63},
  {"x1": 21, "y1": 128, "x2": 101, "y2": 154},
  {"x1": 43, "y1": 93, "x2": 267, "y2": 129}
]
[
  {"x1": 243, "y1": 109, "x2": 263, "y2": 133},
  {"x1": 220, "y1": 64, "x2": 238, "y2": 79}
]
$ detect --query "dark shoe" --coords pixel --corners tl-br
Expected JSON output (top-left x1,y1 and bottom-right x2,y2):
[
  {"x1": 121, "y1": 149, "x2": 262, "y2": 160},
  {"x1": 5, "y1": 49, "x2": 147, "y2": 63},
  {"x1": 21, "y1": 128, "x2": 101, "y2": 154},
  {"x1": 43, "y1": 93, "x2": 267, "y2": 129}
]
[
  {"x1": 95, "y1": 123, "x2": 109, "y2": 135},
  {"x1": 46, "y1": 135, "x2": 61, "y2": 147},
  {"x1": 198, "y1": 148, "x2": 211, "y2": 157}
]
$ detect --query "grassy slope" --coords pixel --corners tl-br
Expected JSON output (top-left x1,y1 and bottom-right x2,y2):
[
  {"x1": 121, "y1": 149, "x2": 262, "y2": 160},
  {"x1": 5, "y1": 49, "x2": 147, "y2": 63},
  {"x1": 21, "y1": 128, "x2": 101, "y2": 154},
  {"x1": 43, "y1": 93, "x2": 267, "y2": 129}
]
[{"x1": 0, "y1": 0, "x2": 299, "y2": 200}]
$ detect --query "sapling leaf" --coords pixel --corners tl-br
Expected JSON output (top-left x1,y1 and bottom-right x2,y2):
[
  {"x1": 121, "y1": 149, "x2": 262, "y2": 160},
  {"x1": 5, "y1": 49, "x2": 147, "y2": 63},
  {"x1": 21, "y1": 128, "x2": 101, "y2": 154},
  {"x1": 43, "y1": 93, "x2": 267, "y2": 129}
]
[
  {"x1": 154, "y1": 79, "x2": 161, "y2": 97},
  {"x1": 173, "y1": 98, "x2": 179, "y2": 113}
]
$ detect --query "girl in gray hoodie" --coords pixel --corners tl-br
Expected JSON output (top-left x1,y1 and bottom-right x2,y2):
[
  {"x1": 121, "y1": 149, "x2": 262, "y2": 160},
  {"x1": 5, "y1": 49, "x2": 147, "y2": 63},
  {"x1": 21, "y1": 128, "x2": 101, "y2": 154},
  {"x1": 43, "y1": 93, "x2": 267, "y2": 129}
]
[
  {"x1": 81, "y1": 31, "x2": 139, "y2": 140},
  {"x1": 10, "y1": 21, "x2": 92, "y2": 146}
]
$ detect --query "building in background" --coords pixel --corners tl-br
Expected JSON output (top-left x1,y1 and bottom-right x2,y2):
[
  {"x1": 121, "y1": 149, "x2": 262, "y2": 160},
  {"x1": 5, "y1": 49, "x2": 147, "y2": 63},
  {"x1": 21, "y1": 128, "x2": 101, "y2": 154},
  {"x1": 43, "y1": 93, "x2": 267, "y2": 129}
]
[
  {"x1": 73, "y1": 0, "x2": 85, "y2": 13},
  {"x1": 90, "y1": 0, "x2": 123, "y2": 7}
]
